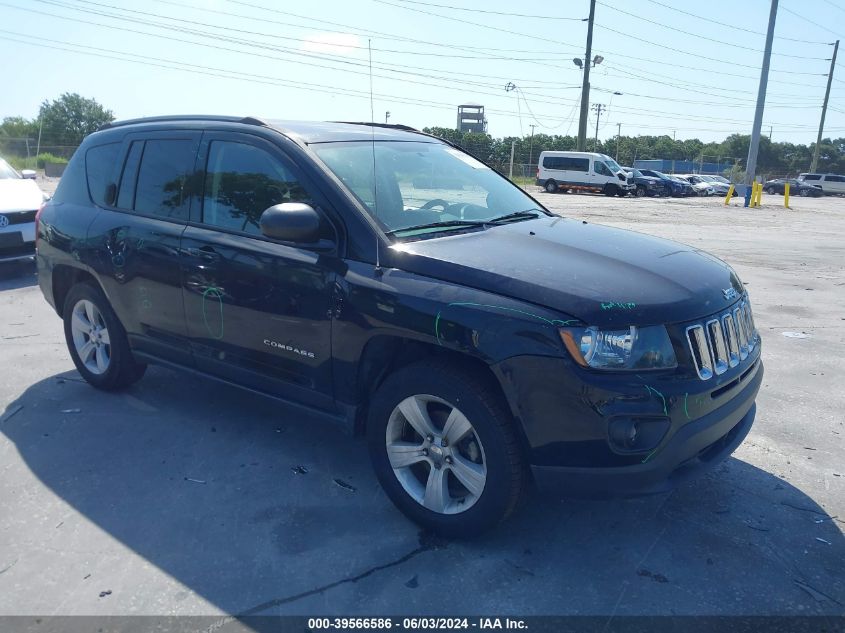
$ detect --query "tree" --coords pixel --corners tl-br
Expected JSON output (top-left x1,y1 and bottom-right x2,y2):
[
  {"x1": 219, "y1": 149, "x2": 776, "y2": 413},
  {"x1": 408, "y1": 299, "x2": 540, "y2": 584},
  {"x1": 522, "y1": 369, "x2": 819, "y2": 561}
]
[{"x1": 38, "y1": 93, "x2": 114, "y2": 147}]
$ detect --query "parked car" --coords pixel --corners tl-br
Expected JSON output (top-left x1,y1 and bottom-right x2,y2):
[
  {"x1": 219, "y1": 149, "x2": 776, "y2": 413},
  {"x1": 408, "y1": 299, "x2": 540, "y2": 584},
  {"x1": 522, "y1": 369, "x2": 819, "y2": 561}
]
[
  {"x1": 762, "y1": 178, "x2": 821, "y2": 197},
  {"x1": 36, "y1": 116, "x2": 763, "y2": 537},
  {"x1": 0, "y1": 157, "x2": 49, "y2": 263},
  {"x1": 537, "y1": 151, "x2": 635, "y2": 197},
  {"x1": 677, "y1": 175, "x2": 716, "y2": 196},
  {"x1": 638, "y1": 169, "x2": 695, "y2": 197},
  {"x1": 695, "y1": 175, "x2": 733, "y2": 196},
  {"x1": 621, "y1": 167, "x2": 668, "y2": 197},
  {"x1": 796, "y1": 173, "x2": 845, "y2": 196}
]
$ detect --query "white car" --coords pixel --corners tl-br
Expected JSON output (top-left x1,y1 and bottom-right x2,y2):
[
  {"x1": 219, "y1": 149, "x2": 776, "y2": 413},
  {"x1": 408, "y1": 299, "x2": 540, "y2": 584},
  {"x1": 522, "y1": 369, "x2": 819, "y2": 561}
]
[
  {"x1": 0, "y1": 158, "x2": 48, "y2": 263},
  {"x1": 677, "y1": 174, "x2": 716, "y2": 196}
]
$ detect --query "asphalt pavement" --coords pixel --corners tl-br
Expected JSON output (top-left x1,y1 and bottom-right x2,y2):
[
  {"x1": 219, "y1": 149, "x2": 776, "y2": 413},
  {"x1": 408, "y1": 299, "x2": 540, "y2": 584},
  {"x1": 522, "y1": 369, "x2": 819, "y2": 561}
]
[{"x1": 0, "y1": 192, "x2": 842, "y2": 617}]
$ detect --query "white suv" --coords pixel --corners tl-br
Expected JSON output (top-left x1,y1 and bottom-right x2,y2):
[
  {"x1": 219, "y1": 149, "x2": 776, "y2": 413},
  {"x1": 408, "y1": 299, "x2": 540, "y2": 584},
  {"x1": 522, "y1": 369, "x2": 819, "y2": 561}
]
[{"x1": 797, "y1": 173, "x2": 845, "y2": 196}]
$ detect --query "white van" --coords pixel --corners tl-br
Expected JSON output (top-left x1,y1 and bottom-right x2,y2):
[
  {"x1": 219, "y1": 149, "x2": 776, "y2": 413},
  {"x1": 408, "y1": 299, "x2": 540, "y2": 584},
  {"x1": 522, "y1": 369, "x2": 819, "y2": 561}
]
[
  {"x1": 536, "y1": 151, "x2": 635, "y2": 196},
  {"x1": 797, "y1": 173, "x2": 845, "y2": 196}
]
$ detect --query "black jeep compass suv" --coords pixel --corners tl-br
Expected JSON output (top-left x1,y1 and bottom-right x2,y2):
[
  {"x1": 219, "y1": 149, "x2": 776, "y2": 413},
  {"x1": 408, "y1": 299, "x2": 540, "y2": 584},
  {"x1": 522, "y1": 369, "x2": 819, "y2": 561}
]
[{"x1": 36, "y1": 116, "x2": 762, "y2": 537}]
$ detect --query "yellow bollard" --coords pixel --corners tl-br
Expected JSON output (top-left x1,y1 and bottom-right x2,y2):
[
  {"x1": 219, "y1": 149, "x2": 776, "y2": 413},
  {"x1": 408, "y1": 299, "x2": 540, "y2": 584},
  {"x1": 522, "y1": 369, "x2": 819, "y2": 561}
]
[
  {"x1": 724, "y1": 184, "x2": 735, "y2": 205},
  {"x1": 784, "y1": 182, "x2": 790, "y2": 208},
  {"x1": 754, "y1": 182, "x2": 762, "y2": 207}
]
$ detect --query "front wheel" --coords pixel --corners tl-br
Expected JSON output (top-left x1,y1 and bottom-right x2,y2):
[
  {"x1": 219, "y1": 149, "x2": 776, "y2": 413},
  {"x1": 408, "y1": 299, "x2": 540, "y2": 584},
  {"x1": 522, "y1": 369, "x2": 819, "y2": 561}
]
[
  {"x1": 63, "y1": 283, "x2": 146, "y2": 390},
  {"x1": 635, "y1": 185, "x2": 646, "y2": 197},
  {"x1": 767, "y1": 186, "x2": 776, "y2": 194},
  {"x1": 799, "y1": 188, "x2": 810, "y2": 197},
  {"x1": 367, "y1": 360, "x2": 525, "y2": 538},
  {"x1": 544, "y1": 179, "x2": 558, "y2": 193},
  {"x1": 603, "y1": 184, "x2": 618, "y2": 197}
]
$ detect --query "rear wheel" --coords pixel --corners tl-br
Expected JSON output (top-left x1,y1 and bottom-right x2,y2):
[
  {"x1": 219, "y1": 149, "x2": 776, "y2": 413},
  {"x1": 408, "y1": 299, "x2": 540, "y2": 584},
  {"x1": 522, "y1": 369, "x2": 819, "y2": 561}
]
[
  {"x1": 63, "y1": 283, "x2": 146, "y2": 390},
  {"x1": 767, "y1": 186, "x2": 776, "y2": 194},
  {"x1": 544, "y1": 179, "x2": 558, "y2": 193},
  {"x1": 367, "y1": 360, "x2": 525, "y2": 538}
]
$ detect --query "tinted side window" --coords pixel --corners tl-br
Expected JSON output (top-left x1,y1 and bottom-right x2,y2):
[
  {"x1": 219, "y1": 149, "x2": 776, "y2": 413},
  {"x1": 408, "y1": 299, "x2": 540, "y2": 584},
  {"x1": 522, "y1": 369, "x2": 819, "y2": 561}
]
[
  {"x1": 117, "y1": 141, "x2": 143, "y2": 210},
  {"x1": 203, "y1": 141, "x2": 310, "y2": 236},
  {"x1": 134, "y1": 139, "x2": 196, "y2": 220},
  {"x1": 85, "y1": 142, "x2": 121, "y2": 206},
  {"x1": 543, "y1": 156, "x2": 589, "y2": 171},
  {"x1": 826, "y1": 175, "x2": 844, "y2": 182},
  {"x1": 595, "y1": 161, "x2": 612, "y2": 176},
  {"x1": 803, "y1": 174, "x2": 821, "y2": 181}
]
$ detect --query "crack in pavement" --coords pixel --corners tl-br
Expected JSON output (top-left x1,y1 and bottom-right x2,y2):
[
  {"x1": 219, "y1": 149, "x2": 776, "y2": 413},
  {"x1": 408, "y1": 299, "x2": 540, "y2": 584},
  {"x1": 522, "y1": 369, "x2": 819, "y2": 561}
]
[{"x1": 238, "y1": 532, "x2": 444, "y2": 616}]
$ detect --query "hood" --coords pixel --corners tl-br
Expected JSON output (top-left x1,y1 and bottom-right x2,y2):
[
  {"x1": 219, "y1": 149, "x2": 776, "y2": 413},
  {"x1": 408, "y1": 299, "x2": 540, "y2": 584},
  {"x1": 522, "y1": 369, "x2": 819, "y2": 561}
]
[
  {"x1": 636, "y1": 175, "x2": 662, "y2": 184},
  {"x1": 0, "y1": 179, "x2": 45, "y2": 212},
  {"x1": 390, "y1": 217, "x2": 744, "y2": 328}
]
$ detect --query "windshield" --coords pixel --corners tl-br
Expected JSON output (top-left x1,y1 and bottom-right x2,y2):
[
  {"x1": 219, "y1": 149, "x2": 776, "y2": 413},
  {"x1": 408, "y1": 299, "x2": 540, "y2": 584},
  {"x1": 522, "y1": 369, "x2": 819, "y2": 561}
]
[
  {"x1": 0, "y1": 159, "x2": 21, "y2": 180},
  {"x1": 312, "y1": 141, "x2": 544, "y2": 236},
  {"x1": 627, "y1": 168, "x2": 643, "y2": 177},
  {"x1": 602, "y1": 156, "x2": 623, "y2": 172}
]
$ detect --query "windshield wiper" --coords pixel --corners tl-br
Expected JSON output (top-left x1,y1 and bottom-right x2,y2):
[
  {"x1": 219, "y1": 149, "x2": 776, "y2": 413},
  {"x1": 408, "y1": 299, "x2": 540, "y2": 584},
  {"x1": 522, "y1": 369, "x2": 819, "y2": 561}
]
[
  {"x1": 486, "y1": 210, "x2": 543, "y2": 224},
  {"x1": 385, "y1": 219, "x2": 488, "y2": 237}
]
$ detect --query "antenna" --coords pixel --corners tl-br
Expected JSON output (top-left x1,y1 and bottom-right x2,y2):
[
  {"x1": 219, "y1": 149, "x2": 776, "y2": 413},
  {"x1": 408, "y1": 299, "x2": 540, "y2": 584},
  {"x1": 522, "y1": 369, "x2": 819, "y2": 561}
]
[
  {"x1": 368, "y1": 39, "x2": 375, "y2": 124},
  {"x1": 369, "y1": 38, "x2": 382, "y2": 276}
]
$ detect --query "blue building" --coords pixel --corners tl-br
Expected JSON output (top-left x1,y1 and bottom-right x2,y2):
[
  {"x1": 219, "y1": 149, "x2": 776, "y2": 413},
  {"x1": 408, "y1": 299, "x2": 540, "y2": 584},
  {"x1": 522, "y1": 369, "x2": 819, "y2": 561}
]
[{"x1": 633, "y1": 159, "x2": 734, "y2": 175}]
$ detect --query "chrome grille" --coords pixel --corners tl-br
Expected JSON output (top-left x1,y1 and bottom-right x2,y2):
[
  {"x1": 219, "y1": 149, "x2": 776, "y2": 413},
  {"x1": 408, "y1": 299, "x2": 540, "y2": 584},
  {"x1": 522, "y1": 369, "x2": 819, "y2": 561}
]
[{"x1": 687, "y1": 296, "x2": 758, "y2": 381}]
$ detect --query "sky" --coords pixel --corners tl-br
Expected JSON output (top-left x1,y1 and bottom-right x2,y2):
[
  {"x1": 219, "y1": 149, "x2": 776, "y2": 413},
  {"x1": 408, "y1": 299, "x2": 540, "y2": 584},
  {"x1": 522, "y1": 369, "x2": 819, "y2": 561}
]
[{"x1": 1, "y1": 0, "x2": 844, "y2": 145}]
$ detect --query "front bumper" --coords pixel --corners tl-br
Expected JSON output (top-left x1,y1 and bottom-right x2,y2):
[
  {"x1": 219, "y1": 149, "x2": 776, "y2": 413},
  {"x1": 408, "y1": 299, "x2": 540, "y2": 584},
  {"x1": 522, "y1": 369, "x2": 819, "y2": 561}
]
[
  {"x1": 0, "y1": 220, "x2": 36, "y2": 262},
  {"x1": 531, "y1": 364, "x2": 760, "y2": 497}
]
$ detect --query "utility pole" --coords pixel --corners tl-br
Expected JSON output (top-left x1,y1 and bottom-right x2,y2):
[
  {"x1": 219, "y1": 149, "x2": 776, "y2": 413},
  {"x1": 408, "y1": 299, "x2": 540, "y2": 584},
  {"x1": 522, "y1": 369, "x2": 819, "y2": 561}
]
[
  {"x1": 528, "y1": 124, "x2": 537, "y2": 170},
  {"x1": 576, "y1": 0, "x2": 597, "y2": 152},
  {"x1": 615, "y1": 122, "x2": 621, "y2": 161},
  {"x1": 811, "y1": 39, "x2": 839, "y2": 172},
  {"x1": 745, "y1": 0, "x2": 778, "y2": 186},
  {"x1": 592, "y1": 103, "x2": 605, "y2": 151},
  {"x1": 508, "y1": 140, "x2": 515, "y2": 180}
]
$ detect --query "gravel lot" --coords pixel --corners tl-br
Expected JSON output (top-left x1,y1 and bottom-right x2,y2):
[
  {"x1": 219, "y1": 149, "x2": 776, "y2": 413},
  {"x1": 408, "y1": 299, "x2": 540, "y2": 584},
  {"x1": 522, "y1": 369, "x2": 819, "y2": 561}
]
[{"x1": 0, "y1": 190, "x2": 842, "y2": 618}]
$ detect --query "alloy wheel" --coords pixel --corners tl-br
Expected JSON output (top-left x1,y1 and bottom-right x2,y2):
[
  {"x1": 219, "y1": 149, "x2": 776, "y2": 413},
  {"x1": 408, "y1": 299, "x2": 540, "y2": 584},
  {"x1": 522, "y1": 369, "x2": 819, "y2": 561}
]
[
  {"x1": 70, "y1": 299, "x2": 111, "y2": 375},
  {"x1": 385, "y1": 394, "x2": 487, "y2": 515}
]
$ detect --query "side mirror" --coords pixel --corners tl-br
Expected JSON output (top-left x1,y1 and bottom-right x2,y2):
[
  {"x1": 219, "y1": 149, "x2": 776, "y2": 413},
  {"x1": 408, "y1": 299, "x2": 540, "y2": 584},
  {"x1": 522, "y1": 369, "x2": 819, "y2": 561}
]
[
  {"x1": 259, "y1": 203, "x2": 321, "y2": 243},
  {"x1": 21, "y1": 169, "x2": 37, "y2": 180}
]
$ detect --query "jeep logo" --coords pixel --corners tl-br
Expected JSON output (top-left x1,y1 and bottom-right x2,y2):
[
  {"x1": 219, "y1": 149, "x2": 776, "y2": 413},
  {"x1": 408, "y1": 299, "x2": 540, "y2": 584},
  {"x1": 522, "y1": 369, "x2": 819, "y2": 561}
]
[
  {"x1": 722, "y1": 287, "x2": 738, "y2": 301},
  {"x1": 263, "y1": 339, "x2": 315, "y2": 358}
]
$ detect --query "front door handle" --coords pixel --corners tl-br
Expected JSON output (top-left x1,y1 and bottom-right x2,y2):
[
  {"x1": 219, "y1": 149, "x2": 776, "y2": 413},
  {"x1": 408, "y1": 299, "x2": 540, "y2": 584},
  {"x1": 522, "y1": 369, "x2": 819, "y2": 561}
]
[{"x1": 191, "y1": 245, "x2": 219, "y2": 261}]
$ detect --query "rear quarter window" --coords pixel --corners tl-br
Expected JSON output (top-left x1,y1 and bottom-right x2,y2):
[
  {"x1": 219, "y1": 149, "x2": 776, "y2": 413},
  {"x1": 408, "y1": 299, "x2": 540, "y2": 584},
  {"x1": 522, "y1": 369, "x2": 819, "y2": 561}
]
[{"x1": 85, "y1": 142, "x2": 121, "y2": 206}]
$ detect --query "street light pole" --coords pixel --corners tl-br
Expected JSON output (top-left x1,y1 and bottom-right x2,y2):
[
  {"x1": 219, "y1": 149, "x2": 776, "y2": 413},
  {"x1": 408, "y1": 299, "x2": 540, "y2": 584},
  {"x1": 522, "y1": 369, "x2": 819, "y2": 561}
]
[
  {"x1": 745, "y1": 0, "x2": 779, "y2": 186},
  {"x1": 576, "y1": 0, "x2": 596, "y2": 152}
]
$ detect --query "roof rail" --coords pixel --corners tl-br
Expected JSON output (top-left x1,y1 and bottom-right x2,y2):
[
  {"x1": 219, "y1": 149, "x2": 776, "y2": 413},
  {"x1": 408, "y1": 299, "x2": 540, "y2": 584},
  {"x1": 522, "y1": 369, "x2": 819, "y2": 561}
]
[
  {"x1": 99, "y1": 115, "x2": 267, "y2": 131},
  {"x1": 333, "y1": 121, "x2": 420, "y2": 133}
]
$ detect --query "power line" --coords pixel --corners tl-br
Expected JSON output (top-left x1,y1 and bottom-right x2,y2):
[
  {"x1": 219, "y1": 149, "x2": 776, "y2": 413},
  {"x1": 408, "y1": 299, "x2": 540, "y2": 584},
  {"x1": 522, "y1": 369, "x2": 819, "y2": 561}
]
[
  {"x1": 383, "y1": 0, "x2": 585, "y2": 20},
  {"x1": 369, "y1": 0, "x2": 581, "y2": 49},
  {"x1": 15, "y1": 1, "x2": 820, "y2": 114},
  {"x1": 594, "y1": 22, "x2": 830, "y2": 71},
  {"x1": 596, "y1": 0, "x2": 831, "y2": 60},
  {"x1": 643, "y1": 0, "x2": 831, "y2": 44},
  {"x1": 781, "y1": 4, "x2": 843, "y2": 38}
]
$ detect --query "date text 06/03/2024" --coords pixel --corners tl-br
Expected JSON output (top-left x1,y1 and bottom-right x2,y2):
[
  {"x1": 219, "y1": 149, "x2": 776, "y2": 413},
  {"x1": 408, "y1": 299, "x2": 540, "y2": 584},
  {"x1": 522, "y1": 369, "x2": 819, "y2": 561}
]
[{"x1": 306, "y1": 617, "x2": 528, "y2": 629}]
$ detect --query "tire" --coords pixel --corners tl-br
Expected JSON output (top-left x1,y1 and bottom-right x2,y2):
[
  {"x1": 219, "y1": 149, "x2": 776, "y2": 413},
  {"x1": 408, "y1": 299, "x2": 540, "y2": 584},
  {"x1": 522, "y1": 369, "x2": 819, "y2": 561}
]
[
  {"x1": 367, "y1": 360, "x2": 525, "y2": 538},
  {"x1": 616, "y1": 188, "x2": 628, "y2": 197},
  {"x1": 766, "y1": 187, "x2": 776, "y2": 194},
  {"x1": 603, "y1": 184, "x2": 617, "y2": 197},
  {"x1": 635, "y1": 185, "x2": 646, "y2": 197},
  {"x1": 544, "y1": 180, "x2": 558, "y2": 193},
  {"x1": 63, "y1": 282, "x2": 146, "y2": 390},
  {"x1": 799, "y1": 188, "x2": 810, "y2": 197}
]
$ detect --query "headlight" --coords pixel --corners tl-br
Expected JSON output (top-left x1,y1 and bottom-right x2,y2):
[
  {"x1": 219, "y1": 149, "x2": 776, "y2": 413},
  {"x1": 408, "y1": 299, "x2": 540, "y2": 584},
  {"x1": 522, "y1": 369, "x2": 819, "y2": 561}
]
[{"x1": 560, "y1": 325, "x2": 677, "y2": 370}]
